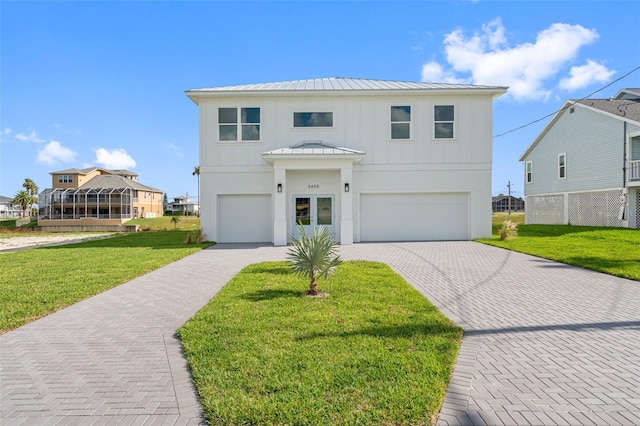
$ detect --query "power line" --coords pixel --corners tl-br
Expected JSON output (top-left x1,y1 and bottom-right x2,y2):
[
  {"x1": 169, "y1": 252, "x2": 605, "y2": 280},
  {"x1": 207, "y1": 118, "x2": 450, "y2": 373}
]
[{"x1": 493, "y1": 65, "x2": 640, "y2": 139}]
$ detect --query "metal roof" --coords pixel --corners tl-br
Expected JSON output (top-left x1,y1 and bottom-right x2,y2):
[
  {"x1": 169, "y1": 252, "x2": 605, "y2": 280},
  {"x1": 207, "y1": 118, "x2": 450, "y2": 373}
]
[
  {"x1": 187, "y1": 77, "x2": 507, "y2": 94},
  {"x1": 262, "y1": 141, "x2": 365, "y2": 164}
]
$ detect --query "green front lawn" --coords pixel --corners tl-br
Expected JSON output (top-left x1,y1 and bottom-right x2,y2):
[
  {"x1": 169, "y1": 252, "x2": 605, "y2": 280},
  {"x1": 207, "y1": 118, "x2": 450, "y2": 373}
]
[
  {"x1": 125, "y1": 215, "x2": 202, "y2": 231},
  {"x1": 480, "y1": 221, "x2": 640, "y2": 281},
  {"x1": 0, "y1": 231, "x2": 213, "y2": 333},
  {"x1": 179, "y1": 261, "x2": 462, "y2": 426}
]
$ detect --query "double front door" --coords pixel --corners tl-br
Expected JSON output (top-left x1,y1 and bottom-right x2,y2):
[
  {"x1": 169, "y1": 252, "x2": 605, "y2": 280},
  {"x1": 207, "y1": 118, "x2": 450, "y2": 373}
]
[{"x1": 293, "y1": 195, "x2": 334, "y2": 238}]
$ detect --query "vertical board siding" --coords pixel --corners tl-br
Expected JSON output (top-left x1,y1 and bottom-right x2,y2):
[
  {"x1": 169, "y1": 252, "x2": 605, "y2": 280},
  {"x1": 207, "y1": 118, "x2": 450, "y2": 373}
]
[{"x1": 200, "y1": 94, "x2": 493, "y2": 168}]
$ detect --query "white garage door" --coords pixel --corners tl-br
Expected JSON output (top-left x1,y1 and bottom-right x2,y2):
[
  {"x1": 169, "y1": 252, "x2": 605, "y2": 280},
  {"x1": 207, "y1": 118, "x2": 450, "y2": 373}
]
[
  {"x1": 360, "y1": 193, "x2": 468, "y2": 241},
  {"x1": 218, "y1": 195, "x2": 272, "y2": 243}
]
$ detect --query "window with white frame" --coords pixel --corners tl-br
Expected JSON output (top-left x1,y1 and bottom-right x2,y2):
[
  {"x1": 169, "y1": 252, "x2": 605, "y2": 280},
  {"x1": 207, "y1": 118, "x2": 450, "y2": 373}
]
[
  {"x1": 57, "y1": 175, "x2": 73, "y2": 184},
  {"x1": 526, "y1": 161, "x2": 533, "y2": 184},
  {"x1": 558, "y1": 153, "x2": 566, "y2": 179},
  {"x1": 218, "y1": 107, "x2": 260, "y2": 141},
  {"x1": 434, "y1": 105, "x2": 455, "y2": 139},
  {"x1": 294, "y1": 112, "x2": 333, "y2": 127},
  {"x1": 390, "y1": 106, "x2": 411, "y2": 139}
]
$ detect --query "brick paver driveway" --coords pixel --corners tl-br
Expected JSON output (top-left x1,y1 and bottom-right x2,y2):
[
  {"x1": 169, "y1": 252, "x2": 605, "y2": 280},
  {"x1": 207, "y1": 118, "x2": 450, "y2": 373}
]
[{"x1": 2, "y1": 242, "x2": 640, "y2": 425}]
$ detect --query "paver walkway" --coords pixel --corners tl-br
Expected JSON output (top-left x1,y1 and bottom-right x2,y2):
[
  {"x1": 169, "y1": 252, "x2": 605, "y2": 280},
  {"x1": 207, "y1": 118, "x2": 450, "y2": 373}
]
[{"x1": 2, "y1": 242, "x2": 640, "y2": 425}]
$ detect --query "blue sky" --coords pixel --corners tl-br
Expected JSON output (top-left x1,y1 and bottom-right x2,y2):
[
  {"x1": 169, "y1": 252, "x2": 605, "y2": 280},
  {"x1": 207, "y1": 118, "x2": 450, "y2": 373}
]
[{"x1": 2, "y1": 1, "x2": 639, "y2": 201}]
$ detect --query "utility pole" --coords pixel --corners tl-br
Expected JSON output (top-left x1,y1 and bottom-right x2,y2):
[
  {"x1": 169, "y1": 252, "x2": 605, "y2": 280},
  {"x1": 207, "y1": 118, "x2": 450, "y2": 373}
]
[{"x1": 507, "y1": 181, "x2": 512, "y2": 215}]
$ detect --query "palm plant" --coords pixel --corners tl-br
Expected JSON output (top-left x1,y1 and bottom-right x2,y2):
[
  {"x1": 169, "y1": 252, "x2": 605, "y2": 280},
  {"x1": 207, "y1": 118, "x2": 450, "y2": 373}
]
[
  {"x1": 170, "y1": 214, "x2": 181, "y2": 230},
  {"x1": 22, "y1": 178, "x2": 39, "y2": 214},
  {"x1": 13, "y1": 190, "x2": 36, "y2": 217},
  {"x1": 192, "y1": 166, "x2": 200, "y2": 217},
  {"x1": 287, "y1": 224, "x2": 342, "y2": 296}
]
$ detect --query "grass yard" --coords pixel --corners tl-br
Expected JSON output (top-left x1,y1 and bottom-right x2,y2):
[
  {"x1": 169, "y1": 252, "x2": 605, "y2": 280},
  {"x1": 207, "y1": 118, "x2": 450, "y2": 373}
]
[
  {"x1": 125, "y1": 215, "x2": 201, "y2": 231},
  {"x1": 179, "y1": 261, "x2": 462, "y2": 426},
  {"x1": 481, "y1": 215, "x2": 640, "y2": 281},
  {"x1": 0, "y1": 230, "x2": 213, "y2": 333}
]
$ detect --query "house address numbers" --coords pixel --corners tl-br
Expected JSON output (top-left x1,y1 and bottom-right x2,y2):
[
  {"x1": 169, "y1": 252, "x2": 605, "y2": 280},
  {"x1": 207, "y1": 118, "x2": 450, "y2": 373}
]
[{"x1": 308, "y1": 184, "x2": 320, "y2": 189}]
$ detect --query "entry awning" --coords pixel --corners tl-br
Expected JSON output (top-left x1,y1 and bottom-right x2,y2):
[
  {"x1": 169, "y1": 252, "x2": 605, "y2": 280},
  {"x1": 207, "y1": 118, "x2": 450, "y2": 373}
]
[{"x1": 262, "y1": 141, "x2": 365, "y2": 164}]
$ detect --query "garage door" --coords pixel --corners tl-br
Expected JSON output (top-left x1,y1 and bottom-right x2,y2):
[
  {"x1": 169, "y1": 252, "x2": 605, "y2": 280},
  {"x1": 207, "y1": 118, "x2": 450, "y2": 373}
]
[
  {"x1": 360, "y1": 193, "x2": 468, "y2": 241},
  {"x1": 218, "y1": 195, "x2": 272, "y2": 243}
]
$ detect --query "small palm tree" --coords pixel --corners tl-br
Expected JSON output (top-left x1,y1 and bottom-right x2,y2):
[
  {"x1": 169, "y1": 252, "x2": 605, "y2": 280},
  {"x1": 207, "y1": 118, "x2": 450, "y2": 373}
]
[
  {"x1": 13, "y1": 190, "x2": 35, "y2": 217},
  {"x1": 170, "y1": 214, "x2": 181, "y2": 230},
  {"x1": 192, "y1": 166, "x2": 200, "y2": 217},
  {"x1": 287, "y1": 224, "x2": 342, "y2": 296},
  {"x1": 22, "y1": 178, "x2": 39, "y2": 214}
]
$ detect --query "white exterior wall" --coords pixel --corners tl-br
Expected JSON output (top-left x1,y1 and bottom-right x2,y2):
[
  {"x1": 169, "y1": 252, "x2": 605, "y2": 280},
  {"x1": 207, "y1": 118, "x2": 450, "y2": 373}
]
[{"x1": 196, "y1": 91, "x2": 496, "y2": 243}]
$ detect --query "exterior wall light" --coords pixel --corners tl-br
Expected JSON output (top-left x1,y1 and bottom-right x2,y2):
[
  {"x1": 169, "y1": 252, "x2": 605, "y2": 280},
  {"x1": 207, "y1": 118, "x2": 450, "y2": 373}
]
[
  {"x1": 277, "y1": 183, "x2": 282, "y2": 193},
  {"x1": 344, "y1": 183, "x2": 350, "y2": 193}
]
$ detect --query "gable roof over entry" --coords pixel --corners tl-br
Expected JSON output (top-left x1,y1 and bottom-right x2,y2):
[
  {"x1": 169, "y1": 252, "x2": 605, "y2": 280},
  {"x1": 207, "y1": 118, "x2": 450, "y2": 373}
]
[{"x1": 262, "y1": 141, "x2": 365, "y2": 164}]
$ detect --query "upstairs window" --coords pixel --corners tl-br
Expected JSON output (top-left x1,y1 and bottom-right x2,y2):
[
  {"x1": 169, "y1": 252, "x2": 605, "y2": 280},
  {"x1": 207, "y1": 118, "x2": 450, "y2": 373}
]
[
  {"x1": 391, "y1": 106, "x2": 411, "y2": 139},
  {"x1": 218, "y1": 107, "x2": 260, "y2": 141},
  {"x1": 434, "y1": 105, "x2": 455, "y2": 139},
  {"x1": 294, "y1": 112, "x2": 333, "y2": 127},
  {"x1": 526, "y1": 161, "x2": 533, "y2": 184},
  {"x1": 558, "y1": 153, "x2": 566, "y2": 179},
  {"x1": 57, "y1": 175, "x2": 73, "y2": 184}
]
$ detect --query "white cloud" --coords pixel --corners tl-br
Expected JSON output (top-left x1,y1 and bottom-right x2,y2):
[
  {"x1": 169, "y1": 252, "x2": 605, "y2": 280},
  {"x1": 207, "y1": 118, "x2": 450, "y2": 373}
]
[
  {"x1": 422, "y1": 18, "x2": 611, "y2": 100},
  {"x1": 15, "y1": 130, "x2": 45, "y2": 143},
  {"x1": 164, "y1": 143, "x2": 184, "y2": 158},
  {"x1": 94, "y1": 148, "x2": 137, "y2": 169},
  {"x1": 37, "y1": 140, "x2": 78, "y2": 165},
  {"x1": 3, "y1": 127, "x2": 12, "y2": 135},
  {"x1": 559, "y1": 59, "x2": 616, "y2": 91},
  {"x1": 421, "y1": 61, "x2": 468, "y2": 84}
]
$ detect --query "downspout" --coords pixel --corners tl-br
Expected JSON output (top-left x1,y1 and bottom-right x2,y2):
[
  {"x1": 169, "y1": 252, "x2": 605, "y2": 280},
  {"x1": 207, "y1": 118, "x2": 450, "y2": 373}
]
[{"x1": 620, "y1": 121, "x2": 628, "y2": 221}]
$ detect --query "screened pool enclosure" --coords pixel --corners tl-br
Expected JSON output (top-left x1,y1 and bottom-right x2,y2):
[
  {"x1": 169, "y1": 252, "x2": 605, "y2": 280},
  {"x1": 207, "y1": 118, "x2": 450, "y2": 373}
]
[{"x1": 38, "y1": 187, "x2": 134, "y2": 220}]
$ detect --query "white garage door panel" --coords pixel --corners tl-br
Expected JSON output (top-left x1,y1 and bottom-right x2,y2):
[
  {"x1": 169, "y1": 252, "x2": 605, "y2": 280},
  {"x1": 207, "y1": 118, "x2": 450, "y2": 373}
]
[
  {"x1": 360, "y1": 193, "x2": 468, "y2": 241},
  {"x1": 218, "y1": 195, "x2": 272, "y2": 243}
]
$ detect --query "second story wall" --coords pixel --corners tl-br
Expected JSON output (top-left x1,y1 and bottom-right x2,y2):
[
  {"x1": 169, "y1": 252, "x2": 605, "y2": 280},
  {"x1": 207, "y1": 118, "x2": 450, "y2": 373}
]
[
  {"x1": 198, "y1": 93, "x2": 495, "y2": 168},
  {"x1": 522, "y1": 105, "x2": 640, "y2": 195}
]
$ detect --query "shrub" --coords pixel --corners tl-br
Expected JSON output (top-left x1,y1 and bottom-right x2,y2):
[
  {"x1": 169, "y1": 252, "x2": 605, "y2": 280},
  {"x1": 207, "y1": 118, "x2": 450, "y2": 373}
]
[
  {"x1": 287, "y1": 224, "x2": 341, "y2": 296},
  {"x1": 497, "y1": 219, "x2": 518, "y2": 241}
]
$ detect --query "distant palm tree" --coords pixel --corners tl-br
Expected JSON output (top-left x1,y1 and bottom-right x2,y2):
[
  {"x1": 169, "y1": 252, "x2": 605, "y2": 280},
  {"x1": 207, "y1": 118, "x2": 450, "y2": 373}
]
[
  {"x1": 287, "y1": 224, "x2": 342, "y2": 296},
  {"x1": 22, "y1": 178, "x2": 39, "y2": 215},
  {"x1": 13, "y1": 190, "x2": 35, "y2": 217},
  {"x1": 192, "y1": 166, "x2": 200, "y2": 216},
  {"x1": 170, "y1": 214, "x2": 181, "y2": 230}
]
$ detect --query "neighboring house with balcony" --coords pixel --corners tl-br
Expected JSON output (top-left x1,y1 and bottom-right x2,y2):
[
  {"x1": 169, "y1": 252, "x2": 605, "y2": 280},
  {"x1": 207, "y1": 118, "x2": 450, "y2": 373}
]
[
  {"x1": 186, "y1": 77, "x2": 507, "y2": 244},
  {"x1": 168, "y1": 195, "x2": 199, "y2": 216},
  {"x1": 492, "y1": 195, "x2": 525, "y2": 213},
  {"x1": 38, "y1": 168, "x2": 163, "y2": 229},
  {"x1": 0, "y1": 195, "x2": 23, "y2": 218},
  {"x1": 519, "y1": 88, "x2": 640, "y2": 229}
]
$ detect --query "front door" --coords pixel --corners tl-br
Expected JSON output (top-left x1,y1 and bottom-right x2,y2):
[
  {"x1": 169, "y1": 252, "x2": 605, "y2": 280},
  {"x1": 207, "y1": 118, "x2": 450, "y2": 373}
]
[{"x1": 293, "y1": 195, "x2": 334, "y2": 239}]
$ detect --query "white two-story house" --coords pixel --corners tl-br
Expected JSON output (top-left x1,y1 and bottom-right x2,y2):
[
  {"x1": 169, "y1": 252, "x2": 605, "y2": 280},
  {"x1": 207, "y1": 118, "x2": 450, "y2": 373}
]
[
  {"x1": 186, "y1": 78, "x2": 507, "y2": 245},
  {"x1": 519, "y1": 88, "x2": 640, "y2": 229}
]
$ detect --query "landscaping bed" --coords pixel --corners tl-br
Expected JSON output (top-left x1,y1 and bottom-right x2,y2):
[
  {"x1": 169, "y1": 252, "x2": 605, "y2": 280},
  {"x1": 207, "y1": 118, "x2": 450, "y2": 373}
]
[{"x1": 179, "y1": 260, "x2": 462, "y2": 425}]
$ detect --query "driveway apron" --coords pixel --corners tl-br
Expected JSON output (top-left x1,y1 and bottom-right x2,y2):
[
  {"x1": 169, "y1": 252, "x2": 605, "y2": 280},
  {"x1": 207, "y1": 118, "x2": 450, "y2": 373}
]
[{"x1": 2, "y1": 242, "x2": 640, "y2": 425}]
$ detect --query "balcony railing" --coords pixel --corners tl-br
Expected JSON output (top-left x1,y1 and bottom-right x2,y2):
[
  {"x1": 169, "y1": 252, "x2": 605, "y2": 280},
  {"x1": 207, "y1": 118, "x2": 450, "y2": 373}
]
[{"x1": 631, "y1": 160, "x2": 640, "y2": 181}]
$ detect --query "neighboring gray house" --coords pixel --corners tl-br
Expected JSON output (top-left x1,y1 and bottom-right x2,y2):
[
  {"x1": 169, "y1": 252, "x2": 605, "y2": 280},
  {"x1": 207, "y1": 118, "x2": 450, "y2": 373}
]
[
  {"x1": 519, "y1": 88, "x2": 640, "y2": 229},
  {"x1": 0, "y1": 195, "x2": 23, "y2": 218}
]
